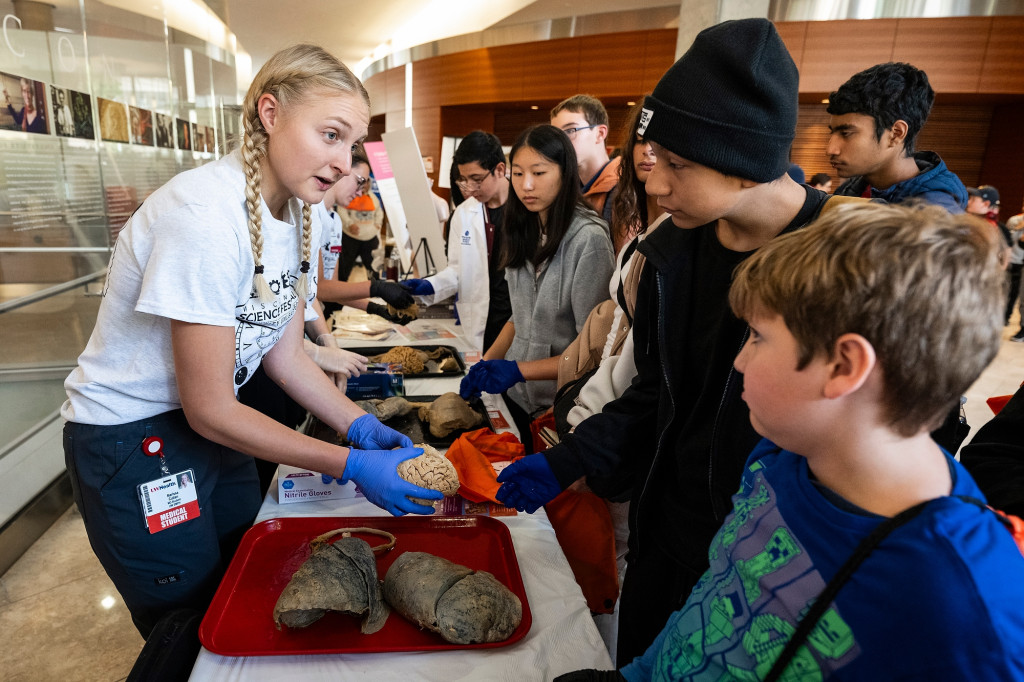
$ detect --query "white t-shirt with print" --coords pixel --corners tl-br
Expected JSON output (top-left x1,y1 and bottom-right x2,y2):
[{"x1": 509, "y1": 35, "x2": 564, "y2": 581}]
[
  {"x1": 62, "y1": 150, "x2": 321, "y2": 426},
  {"x1": 317, "y1": 202, "x2": 345, "y2": 281}
]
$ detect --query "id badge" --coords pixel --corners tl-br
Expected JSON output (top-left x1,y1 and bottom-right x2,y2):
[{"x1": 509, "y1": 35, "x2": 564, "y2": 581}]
[{"x1": 138, "y1": 469, "x2": 200, "y2": 534}]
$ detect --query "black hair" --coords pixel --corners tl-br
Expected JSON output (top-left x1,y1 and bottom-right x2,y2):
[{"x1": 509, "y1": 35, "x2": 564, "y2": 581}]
[
  {"x1": 448, "y1": 161, "x2": 465, "y2": 208},
  {"x1": 498, "y1": 124, "x2": 588, "y2": 270},
  {"x1": 453, "y1": 130, "x2": 505, "y2": 172},
  {"x1": 809, "y1": 172, "x2": 831, "y2": 187},
  {"x1": 827, "y1": 62, "x2": 934, "y2": 155},
  {"x1": 610, "y1": 100, "x2": 652, "y2": 246}
]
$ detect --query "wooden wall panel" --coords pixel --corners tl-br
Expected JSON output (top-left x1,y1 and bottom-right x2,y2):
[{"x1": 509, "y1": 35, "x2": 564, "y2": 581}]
[
  {"x1": 892, "y1": 17, "x2": 989, "y2": 93},
  {"x1": 437, "y1": 51, "x2": 483, "y2": 106},
  {"x1": 493, "y1": 109, "x2": 550, "y2": 145},
  {"x1": 790, "y1": 103, "x2": 993, "y2": 196},
  {"x1": 410, "y1": 106, "x2": 441, "y2": 184},
  {"x1": 641, "y1": 29, "x2": 677, "y2": 92},
  {"x1": 799, "y1": 19, "x2": 898, "y2": 93},
  {"x1": 981, "y1": 104, "x2": 1024, "y2": 222},
  {"x1": 521, "y1": 37, "x2": 581, "y2": 102},
  {"x1": 477, "y1": 44, "x2": 525, "y2": 104},
  {"x1": 385, "y1": 66, "x2": 405, "y2": 115},
  {"x1": 915, "y1": 104, "x2": 992, "y2": 187},
  {"x1": 412, "y1": 57, "x2": 444, "y2": 110},
  {"x1": 440, "y1": 107, "x2": 496, "y2": 140},
  {"x1": 364, "y1": 70, "x2": 387, "y2": 117},
  {"x1": 774, "y1": 20, "x2": 807, "y2": 73},
  {"x1": 577, "y1": 33, "x2": 644, "y2": 97},
  {"x1": 980, "y1": 17, "x2": 1024, "y2": 94},
  {"x1": 790, "y1": 105, "x2": 832, "y2": 184}
]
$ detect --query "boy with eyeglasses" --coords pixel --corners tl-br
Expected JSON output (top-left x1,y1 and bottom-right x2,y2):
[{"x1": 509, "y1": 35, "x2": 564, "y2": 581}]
[
  {"x1": 551, "y1": 94, "x2": 620, "y2": 224},
  {"x1": 404, "y1": 131, "x2": 512, "y2": 352}
]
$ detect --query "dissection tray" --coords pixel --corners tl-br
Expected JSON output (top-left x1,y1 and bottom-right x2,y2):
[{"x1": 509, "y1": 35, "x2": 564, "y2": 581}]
[{"x1": 199, "y1": 515, "x2": 531, "y2": 656}]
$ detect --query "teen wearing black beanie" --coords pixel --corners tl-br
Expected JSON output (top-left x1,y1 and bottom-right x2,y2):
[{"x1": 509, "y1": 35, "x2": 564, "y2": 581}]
[{"x1": 497, "y1": 18, "x2": 852, "y2": 668}]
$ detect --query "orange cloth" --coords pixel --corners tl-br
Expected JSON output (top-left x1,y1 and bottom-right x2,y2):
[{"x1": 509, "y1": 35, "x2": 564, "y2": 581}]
[
  {"x1": 445, "y1": 428, "x2": 524, "y2": 503},
  {"x1": 345, "y1": 193, "x2": 375, "y2": 211}
]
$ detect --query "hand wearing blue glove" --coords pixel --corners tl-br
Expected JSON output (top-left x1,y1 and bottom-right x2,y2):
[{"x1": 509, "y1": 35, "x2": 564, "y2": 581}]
[
  {"x1": 495, "y1": 453, "x2": 563, "y2": 513},
  {"x1": 347, "y1": 413, "x2": 413, "y2": 450},
  {"x1": 459, "y1": 359, "x2": 525, "y2": 399},
  {"x1": 402, "y1": 278, "x2": 434, "y2": 296},
  {"x1": 343, "y1": 447, "x2": 443, "y2": 515}
]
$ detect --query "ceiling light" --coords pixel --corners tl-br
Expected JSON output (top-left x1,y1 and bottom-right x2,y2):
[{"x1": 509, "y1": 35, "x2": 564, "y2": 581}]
[
  {"x1": 530, "y1": 105, "x2": 538, "y2": 110},
  {"x1": 626, "y1": 101, "x2": 635, "y2": 106}
]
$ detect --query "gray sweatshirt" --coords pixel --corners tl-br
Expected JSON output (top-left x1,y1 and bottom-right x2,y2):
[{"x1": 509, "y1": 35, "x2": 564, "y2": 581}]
[{"x1": 505, "y1": 207, "x2": 615, "y2": 414}]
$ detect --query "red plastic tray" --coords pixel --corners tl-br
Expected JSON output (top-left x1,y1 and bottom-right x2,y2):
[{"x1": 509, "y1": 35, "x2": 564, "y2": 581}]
[{"x1": 199, "y1": 515, "x2": 532, "y2": 656}]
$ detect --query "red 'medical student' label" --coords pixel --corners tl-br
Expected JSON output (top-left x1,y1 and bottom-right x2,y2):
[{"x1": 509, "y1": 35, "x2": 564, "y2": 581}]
[{"x1": 138, "y1": 469, "x2": 201, "y2": 534}]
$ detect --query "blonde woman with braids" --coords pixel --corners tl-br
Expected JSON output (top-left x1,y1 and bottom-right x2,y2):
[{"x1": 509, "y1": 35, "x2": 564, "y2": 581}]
[{"x1": 61, "y1": 44, "x2": 441, "y2": 637}]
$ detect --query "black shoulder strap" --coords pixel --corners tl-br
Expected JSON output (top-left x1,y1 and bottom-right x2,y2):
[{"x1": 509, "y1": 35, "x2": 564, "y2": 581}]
[
  {"x1": 763, "y1": 499, "x2": 933, "y2": 682},
  {"x1": 615, "y1": 238, "x2": 641, "y2": 325}
]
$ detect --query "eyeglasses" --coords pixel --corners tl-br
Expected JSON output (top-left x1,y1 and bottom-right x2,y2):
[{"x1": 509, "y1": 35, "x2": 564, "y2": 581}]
[
  {"x1": 353, "y1": 173, "x2": 368, "y2": 189},
  {"x1": 561, "y1": 124, "x2": 597, "y2": 140},
  {"x1": 455, "y1": 172, "x2": 492, "y2": 191}
]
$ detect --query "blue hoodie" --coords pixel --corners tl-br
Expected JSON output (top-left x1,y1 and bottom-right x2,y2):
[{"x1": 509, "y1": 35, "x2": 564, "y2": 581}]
[{"x1": 834, "y1": 150, "x2": 968, "y2": 213}]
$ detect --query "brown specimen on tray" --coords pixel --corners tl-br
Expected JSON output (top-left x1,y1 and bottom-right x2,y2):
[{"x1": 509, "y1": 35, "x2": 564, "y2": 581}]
[
  {"x1": 272, "y1": 527, "x2": 395, "y2": 634},
  {"x1": 396, "y1": 443, "x2": 460, "y2": 505},
  {"x1": 353, "y1": 393, "x2": 482, "y2": 439},
  {"x1": 368, "y1": 346, "x2": 457, "y2": 374},
  {"x1": 383, "y1": 551, "x2": 523, "y2": 644},
  {"x1": 355, "y1": 396, "x2": 415, "y2": 422},
  {"x1": 371, "y1": 346, "x2": 427, "y2": 373},
  {"x1": 418, "y1": 392, "x2": 484, "y2": 438}
]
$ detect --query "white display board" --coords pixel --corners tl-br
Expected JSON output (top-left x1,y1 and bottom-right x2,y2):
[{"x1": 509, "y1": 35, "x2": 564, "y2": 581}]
[{"x1": 381, "y1": 126, "x2": 448, "y2": 276}]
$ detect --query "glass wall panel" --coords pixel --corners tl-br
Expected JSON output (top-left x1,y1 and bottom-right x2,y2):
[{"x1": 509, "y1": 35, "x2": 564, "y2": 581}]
[{"x1": 0, "y1": 0, "x2": 242, "y2": 482}]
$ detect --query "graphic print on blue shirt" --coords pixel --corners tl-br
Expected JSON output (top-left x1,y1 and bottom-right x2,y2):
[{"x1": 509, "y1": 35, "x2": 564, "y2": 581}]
[{"x1": 658, "y1": 461, "x2": 859, "y2": 681}]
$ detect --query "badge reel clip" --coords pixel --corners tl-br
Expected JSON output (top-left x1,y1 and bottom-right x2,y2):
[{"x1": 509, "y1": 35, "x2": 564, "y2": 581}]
[{"x1": 143, "y1": 436, "x2": 170, "y2": 476}]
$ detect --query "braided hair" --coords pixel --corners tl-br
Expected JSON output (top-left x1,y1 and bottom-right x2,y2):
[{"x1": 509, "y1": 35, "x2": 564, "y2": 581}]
[{"x1": 240, "y1": 44, "x2": 369, "y2": 302}]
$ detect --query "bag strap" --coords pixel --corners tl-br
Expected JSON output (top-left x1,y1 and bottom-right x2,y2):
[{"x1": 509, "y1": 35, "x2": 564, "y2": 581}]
[{"x1": 765, "y1": 496, "x2": 1024, "y2": 682}]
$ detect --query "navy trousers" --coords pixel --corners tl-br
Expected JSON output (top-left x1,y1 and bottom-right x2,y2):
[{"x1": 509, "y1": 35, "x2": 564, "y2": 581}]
[{"x1": 64, "y1": 409, "x2": 261, "y2": 638}]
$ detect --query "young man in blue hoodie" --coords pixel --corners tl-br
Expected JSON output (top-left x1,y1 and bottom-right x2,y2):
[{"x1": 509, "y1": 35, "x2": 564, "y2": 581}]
[{"x1": 826, "y1": 62, "x2": 968, "y2": 213}]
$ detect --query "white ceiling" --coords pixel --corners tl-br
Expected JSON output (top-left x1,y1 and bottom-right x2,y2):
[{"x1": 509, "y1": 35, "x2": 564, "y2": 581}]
[{"x1": 225, "y1": 0, "x2": 680, "y2": 77}]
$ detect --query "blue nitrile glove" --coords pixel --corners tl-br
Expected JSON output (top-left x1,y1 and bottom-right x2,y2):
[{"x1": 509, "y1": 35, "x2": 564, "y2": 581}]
[
  {"x1": 369, "y1": 279, "x2": 414, "y2": 308},
  {"x1": 347, "y1": 413, "x2": 413, "y2": 450},
  {"x1": 495, "y1": 453, "x2": 563, "y2": 513},
  {"x1": 403, "y1": 278, "x2": 434, "y2": 296},
  {"x1": 343, "y1": 447, "x2": 442, "y2": 515},
  {"x1": 459, "y1": 359, "x2": 525, "y2": 399}
]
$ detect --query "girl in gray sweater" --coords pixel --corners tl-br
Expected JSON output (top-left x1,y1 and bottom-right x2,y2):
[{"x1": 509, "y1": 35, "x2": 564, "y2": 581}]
[{"x1": 460, "y1": 124, "x2": 615, "y2": 439}]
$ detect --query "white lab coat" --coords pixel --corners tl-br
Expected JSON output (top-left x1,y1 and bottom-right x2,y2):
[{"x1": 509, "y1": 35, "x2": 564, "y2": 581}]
[{"x1": 420, "y1": 197, "x2": 491, "y2": 352}]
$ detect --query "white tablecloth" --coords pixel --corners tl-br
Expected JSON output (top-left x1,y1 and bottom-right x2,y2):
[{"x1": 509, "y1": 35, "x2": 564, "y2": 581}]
[{"x1": 188, "y1": 315, "x2": 613, "y2": 681}]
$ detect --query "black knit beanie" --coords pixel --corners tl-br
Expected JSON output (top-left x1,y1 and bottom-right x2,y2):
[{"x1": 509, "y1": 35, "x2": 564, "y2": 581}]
[{"x1": 638, "y1": 18, "x2": 798, "y2": 183}]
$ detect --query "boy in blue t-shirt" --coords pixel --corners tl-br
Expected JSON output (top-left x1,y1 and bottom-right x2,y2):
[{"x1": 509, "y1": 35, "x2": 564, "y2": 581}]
[{"x1": 560, "y1": 203, "x2": 1024, "y2": 681}]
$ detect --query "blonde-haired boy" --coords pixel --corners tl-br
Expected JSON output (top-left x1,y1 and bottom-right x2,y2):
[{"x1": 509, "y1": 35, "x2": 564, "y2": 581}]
[{"x1": 575, "y1": 203, "x2": 1024, "y2": 680}]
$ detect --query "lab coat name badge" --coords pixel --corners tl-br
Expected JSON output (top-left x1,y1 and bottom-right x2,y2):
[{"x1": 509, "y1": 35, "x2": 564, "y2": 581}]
[{"x1": 138, "y1": 469, "x2": 200, "y2": 534}]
